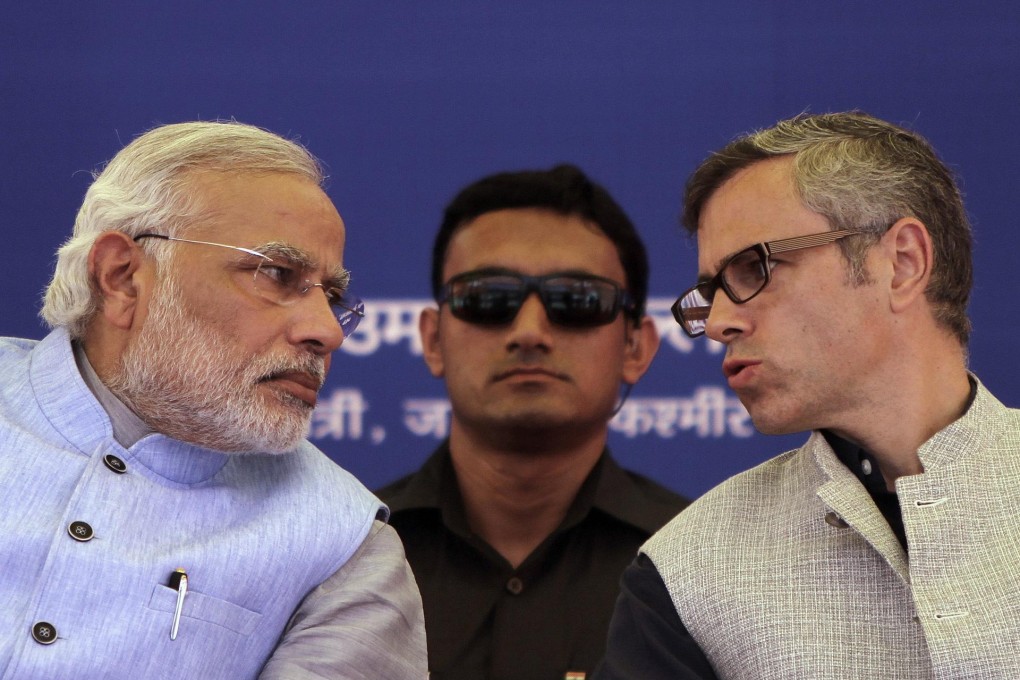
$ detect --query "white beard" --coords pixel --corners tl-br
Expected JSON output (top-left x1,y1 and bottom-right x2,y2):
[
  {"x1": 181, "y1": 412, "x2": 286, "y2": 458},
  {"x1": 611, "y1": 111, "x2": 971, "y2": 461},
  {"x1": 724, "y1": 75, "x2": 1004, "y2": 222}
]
[{"x1": 106, "y1": 274, "x2": 325, "y2": 454}]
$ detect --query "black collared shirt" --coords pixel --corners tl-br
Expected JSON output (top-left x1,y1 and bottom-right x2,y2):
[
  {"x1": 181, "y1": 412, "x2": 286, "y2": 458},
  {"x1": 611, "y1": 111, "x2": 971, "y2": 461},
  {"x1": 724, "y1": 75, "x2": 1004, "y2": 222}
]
[
  {"x1": 823, "y1": 431, "x2": 909, "y2": 550},
  {"x1": 823, "y1": 376, "x2": 977, "y2": 553},
  {"x1": 377, "y1": 442, "x2": 690, "y2": 680}
]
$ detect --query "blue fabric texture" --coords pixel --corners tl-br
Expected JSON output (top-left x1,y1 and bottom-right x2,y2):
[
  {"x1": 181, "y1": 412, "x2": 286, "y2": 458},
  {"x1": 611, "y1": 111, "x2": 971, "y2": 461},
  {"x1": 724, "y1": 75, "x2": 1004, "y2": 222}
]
[{"x1": 0, "y1": 329, "x2": 384, "y2": 679}]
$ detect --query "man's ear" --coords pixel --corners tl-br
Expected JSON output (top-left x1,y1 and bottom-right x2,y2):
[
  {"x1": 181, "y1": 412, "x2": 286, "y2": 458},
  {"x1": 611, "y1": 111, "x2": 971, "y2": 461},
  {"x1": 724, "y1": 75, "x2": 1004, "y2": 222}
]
[
  {"x1": 419, "y1": 307, "x2": 445, "y2": 378},
  {"x1": 884, "y1": 217, "x2": 933, "y2": 314},
  {"x1": 621, "y1": 315, "x2": 660, "y2": 385},
  {"x1": 88, "y1": 231, "x2": 148, "y2": 330}
]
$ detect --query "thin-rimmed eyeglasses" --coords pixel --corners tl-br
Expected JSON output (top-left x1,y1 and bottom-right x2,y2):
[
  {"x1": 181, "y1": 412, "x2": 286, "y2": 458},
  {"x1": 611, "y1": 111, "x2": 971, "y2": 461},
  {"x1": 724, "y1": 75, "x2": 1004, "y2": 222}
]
[{"x1": 133, "y1": 233, "x2": 365, "y2": 336}]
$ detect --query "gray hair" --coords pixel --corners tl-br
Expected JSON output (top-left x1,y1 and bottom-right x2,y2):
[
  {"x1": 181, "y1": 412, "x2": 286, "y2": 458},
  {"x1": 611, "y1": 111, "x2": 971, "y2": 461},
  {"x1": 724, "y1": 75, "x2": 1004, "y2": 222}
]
[
  {"x1": 682, "y1": 111, "x2": 973, "y2": 345},
  {"x1": 40, "y1": 120, "x2": 325, "y2": 338}
]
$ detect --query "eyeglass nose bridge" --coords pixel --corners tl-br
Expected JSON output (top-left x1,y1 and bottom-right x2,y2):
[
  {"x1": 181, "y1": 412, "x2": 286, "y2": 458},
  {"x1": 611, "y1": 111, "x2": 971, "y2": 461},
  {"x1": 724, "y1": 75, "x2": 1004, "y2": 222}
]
[
  {"x1": 513, "y1": 275, "x2": 554, "y2": 307},
  {"x1": 299, "y1": 280, "x2": 331, "y2": 298},
  {"x1": 253, "y1": 266, "x2": 363, "y2": 333}
]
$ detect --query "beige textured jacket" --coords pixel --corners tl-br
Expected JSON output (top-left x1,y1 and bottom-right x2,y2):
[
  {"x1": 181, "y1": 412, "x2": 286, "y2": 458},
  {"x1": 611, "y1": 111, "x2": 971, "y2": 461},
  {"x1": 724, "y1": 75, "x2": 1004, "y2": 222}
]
[{"x1": 644, "y1": 380, "x2": 1020, "y2": 679}]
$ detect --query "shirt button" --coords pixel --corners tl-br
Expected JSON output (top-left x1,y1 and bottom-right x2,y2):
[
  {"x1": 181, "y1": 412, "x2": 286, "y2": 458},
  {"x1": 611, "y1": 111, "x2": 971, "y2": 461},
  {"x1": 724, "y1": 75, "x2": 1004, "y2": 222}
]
[
  {"x1": 861, "y1": 459, "x2": 873, "y2": 475},
  {"x1": 103, "y1": 454, "x2": 127, "y2": 474},
  {"x1": 824, "y1": 512, "x2": 849, "y2": 529},
  {"x1": 506, "y1": 577, "x2": 524, "y2": 595},
  {"x1": 68, "y1": 521, "x2": 95, "y2": 542},
  {"x1": 32, "y1": 621, "x2": 58, "y2": 645}
]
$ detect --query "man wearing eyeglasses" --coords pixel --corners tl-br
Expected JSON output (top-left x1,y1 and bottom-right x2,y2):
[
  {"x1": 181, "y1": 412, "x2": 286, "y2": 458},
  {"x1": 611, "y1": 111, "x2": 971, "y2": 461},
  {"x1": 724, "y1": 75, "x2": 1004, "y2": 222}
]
[
  {"x1": 595, "y1": 112, "x2": 1020, "y2": 679},
  {"x1": 0, "y1": 121, "x2": 426, "y2": 678},
  {"x1": 377, "y1": 165, "x2": 690, "y2": 680}
]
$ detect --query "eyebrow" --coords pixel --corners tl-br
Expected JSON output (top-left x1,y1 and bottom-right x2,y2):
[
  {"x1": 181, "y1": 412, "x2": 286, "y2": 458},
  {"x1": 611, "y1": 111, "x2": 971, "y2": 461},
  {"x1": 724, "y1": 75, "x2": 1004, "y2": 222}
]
[
  {"x1": 699, "y1": 241, "x2": 759, "y2": 283},
  {"x1": 253, "y1": 241, "x2": 352, "y2": 291}
]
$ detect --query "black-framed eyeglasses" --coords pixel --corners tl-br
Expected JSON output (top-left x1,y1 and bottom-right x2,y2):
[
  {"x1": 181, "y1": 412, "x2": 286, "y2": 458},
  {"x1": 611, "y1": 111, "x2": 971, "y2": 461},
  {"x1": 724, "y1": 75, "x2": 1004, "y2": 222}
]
[
  {"x1": 671, "y1": 229, "x2": 861, "y2": 338},
  {"x1": 133, "y1": 233, "x2": 365, "y2": 336},
  {"x1": 438, "y1": 269, "x2": 636, "y2": 328}
]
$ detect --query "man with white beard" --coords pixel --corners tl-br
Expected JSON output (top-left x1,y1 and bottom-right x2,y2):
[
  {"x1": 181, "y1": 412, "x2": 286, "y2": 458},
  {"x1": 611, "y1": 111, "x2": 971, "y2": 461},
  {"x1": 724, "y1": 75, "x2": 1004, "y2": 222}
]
[{"x1": 0, "y1": 121, "x2": 427, "y2": 679}]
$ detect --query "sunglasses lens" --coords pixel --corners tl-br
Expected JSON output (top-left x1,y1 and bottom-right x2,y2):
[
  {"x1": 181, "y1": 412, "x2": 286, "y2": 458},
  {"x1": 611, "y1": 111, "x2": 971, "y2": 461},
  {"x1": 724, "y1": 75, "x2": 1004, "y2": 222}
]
[
  {"x1": 447, "y1": 276, "x2": 524, "y2": 324},
  {"x1": 445, "y1": 274, "x2": 626, "y2": 327},
  {"x1": 541, "y1": 277, "x2": 621, "y2": 327}
]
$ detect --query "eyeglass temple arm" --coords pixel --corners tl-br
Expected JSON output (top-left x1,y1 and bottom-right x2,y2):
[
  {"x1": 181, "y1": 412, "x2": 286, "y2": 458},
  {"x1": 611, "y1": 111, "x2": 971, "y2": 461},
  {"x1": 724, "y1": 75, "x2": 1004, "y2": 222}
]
[
  {"x1": 683, "y1": 306, "x2": 711, "y2": 321},
  {"x1": 765, "y1": 229, "x2": 858, "y2": 254}
]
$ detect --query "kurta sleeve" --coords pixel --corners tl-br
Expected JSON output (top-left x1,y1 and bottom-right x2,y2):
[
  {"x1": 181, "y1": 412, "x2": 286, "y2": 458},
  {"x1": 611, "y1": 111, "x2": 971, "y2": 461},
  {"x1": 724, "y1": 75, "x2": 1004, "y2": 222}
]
[
  {"x1": 258, "y1": 520, "x2": 427, "y2": 679},
  {"x1": 593, "y1": 553, "x2": 719, "y2": 680}
]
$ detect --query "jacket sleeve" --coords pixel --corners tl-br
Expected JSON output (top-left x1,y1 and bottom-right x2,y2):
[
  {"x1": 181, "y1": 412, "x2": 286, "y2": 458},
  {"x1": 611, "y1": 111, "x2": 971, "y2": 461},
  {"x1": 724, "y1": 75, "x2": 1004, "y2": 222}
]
[
  {"x1": 258, "y1": 520, "x2": 427, "y2": 680},
  {"x1": 593, "y1": 552, "x2": 719, "y2": 680}
]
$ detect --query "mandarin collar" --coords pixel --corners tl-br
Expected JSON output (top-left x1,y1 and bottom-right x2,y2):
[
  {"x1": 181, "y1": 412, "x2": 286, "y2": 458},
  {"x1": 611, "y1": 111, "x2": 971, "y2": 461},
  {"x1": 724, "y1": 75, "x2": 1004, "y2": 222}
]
[{"x1": 32, "y1": 329, "x2": 230, "y2": 485}]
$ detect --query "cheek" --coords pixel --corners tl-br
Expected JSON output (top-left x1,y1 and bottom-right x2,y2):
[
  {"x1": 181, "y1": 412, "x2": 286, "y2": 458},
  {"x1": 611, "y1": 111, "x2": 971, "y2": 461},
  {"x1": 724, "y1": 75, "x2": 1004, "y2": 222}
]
[
  {"x1": 437, "y1": 332, "x2": 485, "y2": 379},
  {"x1": 573, "y1": 335, "x2": 628, "y2": 382}
]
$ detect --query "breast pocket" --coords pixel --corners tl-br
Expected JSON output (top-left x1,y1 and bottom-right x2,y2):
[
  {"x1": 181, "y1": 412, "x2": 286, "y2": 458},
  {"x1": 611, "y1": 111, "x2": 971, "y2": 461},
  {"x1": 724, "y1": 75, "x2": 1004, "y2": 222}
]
[{"x1": 147, "y1": 583, "x2": 261, "y2": 635}]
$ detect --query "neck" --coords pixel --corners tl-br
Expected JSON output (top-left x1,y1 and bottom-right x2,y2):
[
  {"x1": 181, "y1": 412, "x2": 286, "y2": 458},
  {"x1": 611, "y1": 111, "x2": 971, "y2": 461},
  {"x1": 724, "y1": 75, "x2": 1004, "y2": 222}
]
[
  {"x1": 830, "y1": 337, "x2": 971, "y2": 490},
  {"x1": 447, "y1": 421, "x2": 606, "y2": 568}
]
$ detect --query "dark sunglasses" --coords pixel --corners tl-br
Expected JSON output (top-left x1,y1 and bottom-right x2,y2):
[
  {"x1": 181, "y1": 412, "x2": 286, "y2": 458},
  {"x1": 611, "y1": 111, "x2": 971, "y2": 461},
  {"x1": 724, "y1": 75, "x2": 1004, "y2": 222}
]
[{"x1": 438, "y1": 270, "x2": 636, "y2": 327}]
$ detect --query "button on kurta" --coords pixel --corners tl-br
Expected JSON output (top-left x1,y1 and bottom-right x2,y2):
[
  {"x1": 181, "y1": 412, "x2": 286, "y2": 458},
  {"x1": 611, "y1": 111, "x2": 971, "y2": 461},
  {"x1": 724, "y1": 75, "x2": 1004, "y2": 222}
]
[
  {"x1": 506, "y1": 577, "x2": 524, "y2": 595},
  {"x1": 68, "y1": 521, "x2": 94, "y2": 542},
  {"x1": 824, "y1": 512, "x2": 849, "y2": 529},
  {"x1": 32, "y1": 621, "x2": 57, "y2": 645},
  {"x1": 103, "y1": 454, "x2": 127, "y2": 474}
]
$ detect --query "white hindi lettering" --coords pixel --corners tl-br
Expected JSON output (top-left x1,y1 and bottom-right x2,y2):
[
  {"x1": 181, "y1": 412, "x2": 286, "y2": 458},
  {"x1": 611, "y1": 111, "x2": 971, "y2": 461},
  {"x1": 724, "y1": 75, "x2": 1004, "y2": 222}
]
[
  {"x1": 310, "y1": 389, "x2": 751, "y2": 442},
  {"x1": 609, "y1": 387, "x2": 753, "y2": 439},
  {"x1": 403, "y1": 399, "x2": 451, "y2": 438},
  {"x1": 311, "y1": 389, "x2": 367, "y2": 440},
  {"x1": 340, "y1": 300, "x2": 433, "y2": 356}
]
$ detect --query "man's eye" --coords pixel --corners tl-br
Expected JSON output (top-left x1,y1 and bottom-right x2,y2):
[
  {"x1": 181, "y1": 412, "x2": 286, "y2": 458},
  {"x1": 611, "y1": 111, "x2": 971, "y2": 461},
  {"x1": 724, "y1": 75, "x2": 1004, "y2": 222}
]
[
  {"x1": 730, "y1": 257, "x2": 766, "y2": 281},
  {"x1": 258, "y1": 264, "x2": 297, "y2": 286}
]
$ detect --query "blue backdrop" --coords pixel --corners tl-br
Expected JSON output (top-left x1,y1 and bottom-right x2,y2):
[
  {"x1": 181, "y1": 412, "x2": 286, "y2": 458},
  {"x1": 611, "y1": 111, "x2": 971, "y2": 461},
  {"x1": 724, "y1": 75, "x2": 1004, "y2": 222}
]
[{"x1": 3, "y1": 2, "x2": 1018, "y2": 499}]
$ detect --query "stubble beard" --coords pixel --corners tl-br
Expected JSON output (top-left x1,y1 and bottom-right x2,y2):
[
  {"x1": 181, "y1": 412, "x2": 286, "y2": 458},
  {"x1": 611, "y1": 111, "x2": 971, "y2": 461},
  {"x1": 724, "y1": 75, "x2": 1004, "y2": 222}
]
[{"x1": 106, "y1": 273, "x2": 325, "y2": 454}]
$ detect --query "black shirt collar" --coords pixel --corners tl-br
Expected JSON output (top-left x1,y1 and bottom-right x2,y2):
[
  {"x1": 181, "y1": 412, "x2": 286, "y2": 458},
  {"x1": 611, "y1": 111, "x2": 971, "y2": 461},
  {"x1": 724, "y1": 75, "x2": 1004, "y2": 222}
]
[
  {"x1": 382, "y1": 439, "x2": 678, "y2": 537},
  {"x1": 821, "y1": 375, "x2": 978, "y2": 552}
]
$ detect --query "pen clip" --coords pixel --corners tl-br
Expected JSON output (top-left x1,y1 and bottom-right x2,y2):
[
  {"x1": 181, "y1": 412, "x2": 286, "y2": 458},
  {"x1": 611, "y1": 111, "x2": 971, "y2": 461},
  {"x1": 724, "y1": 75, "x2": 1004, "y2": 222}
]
[{"x1": 168, "y1": 568, "x2": 188, "y2": 641}]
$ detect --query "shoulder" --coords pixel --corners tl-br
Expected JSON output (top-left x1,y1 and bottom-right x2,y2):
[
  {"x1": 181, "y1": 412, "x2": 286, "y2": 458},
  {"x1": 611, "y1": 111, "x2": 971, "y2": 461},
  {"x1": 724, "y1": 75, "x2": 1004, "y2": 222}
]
[
  {"x1": 0, "y1": 335, "x2": 38, "y2": 357},
  {"x1": 0, "y1": 335, "x2": 41, "y2": 384},
  {"x1": 621, "y1": 466, "x2": 692, "y2": 509},
  {"x1": 227, "y1": 440, "x2": 384, "y2": 524},
  {"x1": 375, "y1": 446, "x2": 447, "y2": 513},
  {"x1": 595, "y1": 453, "x2": 692, "y2": 534},
  {"x1": 375, "y1": 470, "x2": 418, "y2": 505},
  {"x1": 644, "y1": 441, "x2": 818, "y2": 562}
]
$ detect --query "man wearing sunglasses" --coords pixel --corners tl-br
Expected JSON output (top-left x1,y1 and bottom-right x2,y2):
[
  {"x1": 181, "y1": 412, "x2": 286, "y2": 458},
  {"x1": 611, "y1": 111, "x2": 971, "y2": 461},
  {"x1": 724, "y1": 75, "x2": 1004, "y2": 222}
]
[
  {"x1": 596, "y1": 112, "x2": 1020, "y2": 679},
  {"x1": 378, "y1": 165, "x2": 690, "y2": 680},
  {"x1": 0, "y1": 121, "x2": 426, "y2": 678}
]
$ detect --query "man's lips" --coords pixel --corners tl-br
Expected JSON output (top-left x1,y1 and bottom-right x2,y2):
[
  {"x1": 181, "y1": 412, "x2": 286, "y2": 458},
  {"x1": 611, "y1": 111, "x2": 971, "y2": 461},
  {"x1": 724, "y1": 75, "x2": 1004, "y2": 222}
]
[
  {"x1": 722, "y1": 358, "x2": 761, "y2": 389},
  {"x1": 492, "y1": 366, "x2": 569, "y2": 383},
  {"x1": 260, "y1": 370, "x2": 324, "y2": 407}
]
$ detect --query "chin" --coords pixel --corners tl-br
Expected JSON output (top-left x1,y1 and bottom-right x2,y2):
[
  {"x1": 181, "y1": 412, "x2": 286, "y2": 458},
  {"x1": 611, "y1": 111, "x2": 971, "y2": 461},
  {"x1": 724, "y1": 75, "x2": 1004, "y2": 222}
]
[{"x1": 747, "y1": 408, "x2": 810, "y2": 437}]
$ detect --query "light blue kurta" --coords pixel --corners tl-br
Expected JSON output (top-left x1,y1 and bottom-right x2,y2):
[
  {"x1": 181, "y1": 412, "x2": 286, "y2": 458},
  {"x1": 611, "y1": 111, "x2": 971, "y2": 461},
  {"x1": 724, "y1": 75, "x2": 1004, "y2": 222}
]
[{"x1": 0, "y1": 329, "x2": 404, "y2": 678}]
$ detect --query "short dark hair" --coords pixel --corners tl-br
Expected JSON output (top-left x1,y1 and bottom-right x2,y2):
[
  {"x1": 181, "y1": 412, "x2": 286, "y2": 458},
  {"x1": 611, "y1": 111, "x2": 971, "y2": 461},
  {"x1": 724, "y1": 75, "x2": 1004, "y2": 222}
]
[
  {"x1": 683, "y1": 111, "x2": 973, "y2": 345},
  {"x1": 431, "y1": 164, "x2": 649, "y2": 322}
]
